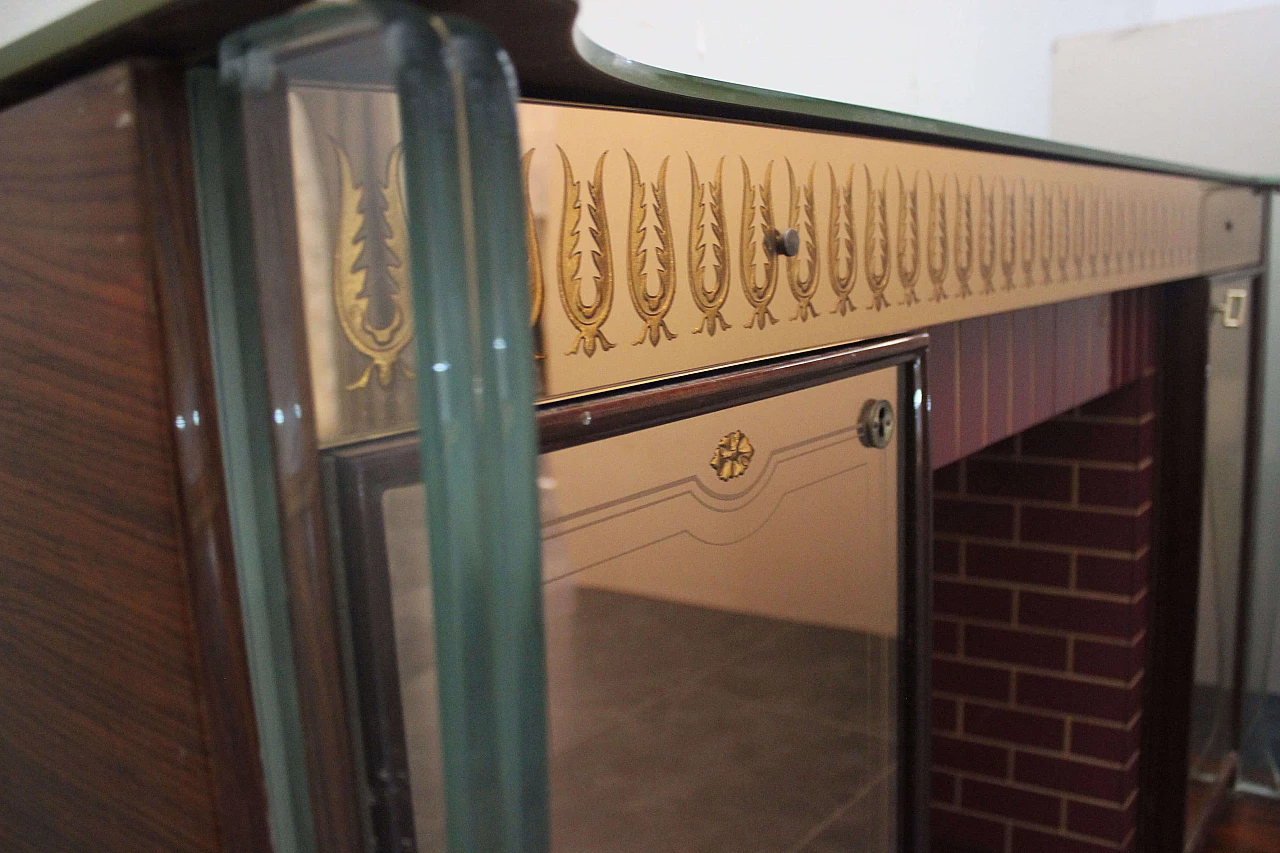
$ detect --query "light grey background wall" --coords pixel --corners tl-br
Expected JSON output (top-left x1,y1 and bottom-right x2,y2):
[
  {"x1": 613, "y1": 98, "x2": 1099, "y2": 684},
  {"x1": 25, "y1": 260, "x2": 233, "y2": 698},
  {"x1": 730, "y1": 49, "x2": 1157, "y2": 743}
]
[
  {"x1": 577, "y1": 0, "x2": 1271, "y2": 137},
  {"x1": 1052, "y1": 4, "x2": 1280, "y2": 697},
  {"x1": 0, "y1": 0, "x2": 98, "y2": 46}
]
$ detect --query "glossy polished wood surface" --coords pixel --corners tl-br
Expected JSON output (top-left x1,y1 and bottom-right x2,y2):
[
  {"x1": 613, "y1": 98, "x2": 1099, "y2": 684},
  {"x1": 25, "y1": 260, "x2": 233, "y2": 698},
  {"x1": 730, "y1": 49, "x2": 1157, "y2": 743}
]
[
  {"x1": 134, "y1": 63, "x2": 273, "y2": 853},
  {"x1": 0, "y1": 63, "x2": 263, "y2": 852}
]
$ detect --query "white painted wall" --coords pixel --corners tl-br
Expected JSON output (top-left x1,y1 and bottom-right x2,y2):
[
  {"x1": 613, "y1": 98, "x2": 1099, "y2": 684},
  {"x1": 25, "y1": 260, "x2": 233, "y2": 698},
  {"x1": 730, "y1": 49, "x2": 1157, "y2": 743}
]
[
  {"x1": 577, "y1": 0, "x2": 1272, "y2": 138},
  {"x1": 1052, "y1": 2, "x2": 1280, "y2": 704},
  {"x1": 0, "y1": 0, "x2": 104, "y2": 46}
]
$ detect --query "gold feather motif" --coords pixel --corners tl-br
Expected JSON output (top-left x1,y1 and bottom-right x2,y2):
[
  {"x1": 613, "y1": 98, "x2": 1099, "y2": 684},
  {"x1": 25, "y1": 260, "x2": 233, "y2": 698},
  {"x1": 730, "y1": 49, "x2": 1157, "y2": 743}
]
[
  {"x1": 522, "y1": 149, "x2": 544, "y2": 333},
  {"x1": 1100, "y1": 190, "x2": 1114, "y2": 275},
  {"x1": 1086, "y1": 187, "x2": 1099, "y2": 277},
  {"x1": 689, "y1": 155, "x2": 732, "y2": 335},
  {"x1": 1055, "y1": 185, "x2": 1070, "y2": 282},
  {"x1": 740, "y1": 158, "x2": 779, "y2": 329},
  {"x1": 926, "y1": 172, "x2": 948, "y2": 302},
  {"x1": 1020, "y1": 180, "x2": 1038, "y2": 288},
  {"x1": 977, "y1": 177, "x2": 997, "y2": 295},
  {"x1": 626, "y1": 152, "x2": 678, "y2": 346},
  {"x1": 333, "y1": 142, "x2": 416, "y2": 391},
  {"x1": 954, "y1": 176, "x2": 975, "y2": 298},
  {"x1": 1072, "y1": 187, "x2": 1086, "y2": 279},
  {"x1": 999, "y1": 178, "x2": 1017, "y2": 292},
  {"x1": 828, "y1": 164, "x2": 858, "y2": 315},
  {"x1": 865, "y1": 167, "x2": 891, "y2": 311},
  {"x1": 1041, "y1": 185, "x2": 1056, "y2": 284},
  {"x1": 896, "y1": 169, "x2": 921, "y2": 306},
  {"x1": 786, "y1": 160, "x2": 821, "y2": 320},
  {"x1": 558, "y1": 147, "x2": 615, "y2": 356}
]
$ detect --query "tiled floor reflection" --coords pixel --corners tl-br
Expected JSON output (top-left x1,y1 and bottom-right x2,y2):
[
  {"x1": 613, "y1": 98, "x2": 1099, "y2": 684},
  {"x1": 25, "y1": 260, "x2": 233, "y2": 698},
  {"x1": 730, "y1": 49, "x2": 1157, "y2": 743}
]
[{"x1": 545, "y1": 587, "x2": 898, "y2": 853}]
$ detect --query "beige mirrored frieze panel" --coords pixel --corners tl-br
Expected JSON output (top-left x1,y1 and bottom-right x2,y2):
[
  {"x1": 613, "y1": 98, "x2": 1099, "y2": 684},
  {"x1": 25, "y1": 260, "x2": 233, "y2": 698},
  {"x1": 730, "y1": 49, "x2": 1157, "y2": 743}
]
[
  {"x1": 283, "y1": 85, "x2": 1263, "y2": 446},
  {"x1": 381, "y1": 365, "x2": 902, "y2": 853},
  {"x1": 288, "y1": 85, "x2": 418, "y2": 446}
]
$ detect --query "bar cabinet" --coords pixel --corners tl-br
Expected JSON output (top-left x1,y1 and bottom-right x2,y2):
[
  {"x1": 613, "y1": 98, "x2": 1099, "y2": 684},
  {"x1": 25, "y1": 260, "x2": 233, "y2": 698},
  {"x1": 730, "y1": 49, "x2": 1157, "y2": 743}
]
[{"x1": 0, "y1": 3, "x2": 1271, "y2": 853}]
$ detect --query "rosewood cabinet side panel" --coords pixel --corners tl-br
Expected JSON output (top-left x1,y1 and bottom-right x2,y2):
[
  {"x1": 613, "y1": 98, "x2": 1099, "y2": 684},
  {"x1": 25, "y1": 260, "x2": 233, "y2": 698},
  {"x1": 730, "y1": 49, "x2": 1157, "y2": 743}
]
[{"x1": 0, "y1": 64, "x2": 243, "y2": 853}]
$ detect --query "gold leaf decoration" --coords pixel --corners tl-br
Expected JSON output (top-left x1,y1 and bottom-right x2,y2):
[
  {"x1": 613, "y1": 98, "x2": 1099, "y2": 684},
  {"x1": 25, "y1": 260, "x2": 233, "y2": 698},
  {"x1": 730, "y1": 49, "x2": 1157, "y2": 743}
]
[
  {"x1": 896, "y1": 169, "x2": 921, "y2": 306},
  {"x1": 998, "y1": 177, "x2": 1017, "y2": 292},
  {"x1": 625, "y1": 152, "x2": 677, "y2": 346},
  {"x1": 710, "y1": 429, "x2": 754, "y2": 481},
  {"x1": 1155, "y1": 198, "x2": 1167, "y2": 267},
  {"x1": 1019, "y1": 179, "x2": 1038, "y2": 289},
  {"x1": 558, "y1": 147, "x2": 614, "y2": 356},
  {"x1": 786, "y1": 159, "x2": 821, "y2": 321},
  {"x1": 954, "y1": 176, "x2": 975, "y2": 298},
  {"x1": 1041, "y1": 184, "x2": 1055, "y2": 285},
  {"x1": 1147, "y1": 194, "x2": 1155, "y2": 269},
  {"x1": 688, "y1": 155, "x2": 732, "y2": 335},
  {"x1": 977, "y1": 177, "x2": 997, "y2": 295},
  {"x1": 1086, "y1": 186, "x2": 1100, "y2": 277},
  {"x1": 1123, "y1": 195, "x2": 1136, "y2": 274},
  {"x1": 1071, "y1": 186, "x2": 1086, "y2": 280},
  {"x1": 865, "y1": 167, "x2": 891, "y2": 311},
  {"x1": 828, "y1": 164, "x2": 858, "y2": 315},
  {"x1": 1100, "y1": 189, "x2": 1114, "y2": 275},
  {"x1": 926, "y1": 172, "x2": 948, "y2": 302},
  {"x1": 333, "y1": 142, "x2": 416, "y2": 391},
  {"x1": 740, "y1": 158, "x2": 779, "y2": 329},
  {"x1": 521, "y1": 149, "x2": 544, "y2": 335},
  {"x1": 1054, "y1": 184, "x2": 1070, "y2": 282}
]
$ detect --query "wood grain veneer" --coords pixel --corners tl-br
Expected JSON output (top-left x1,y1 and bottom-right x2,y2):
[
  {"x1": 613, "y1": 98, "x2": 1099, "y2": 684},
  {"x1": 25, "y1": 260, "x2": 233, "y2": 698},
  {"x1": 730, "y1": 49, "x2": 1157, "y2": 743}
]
[{"x1": 0, "y1": 62, "x2": 267, "y2": 853}]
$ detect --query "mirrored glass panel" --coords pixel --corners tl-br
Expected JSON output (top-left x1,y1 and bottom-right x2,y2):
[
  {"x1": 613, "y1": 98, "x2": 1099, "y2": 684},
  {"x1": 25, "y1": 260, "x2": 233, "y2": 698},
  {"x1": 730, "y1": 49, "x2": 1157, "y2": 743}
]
[
  {"x1": 1185, "y1": 277, "x2": 1252, "y2": 831},
  {"x1": 339, "y1": 363, "x2": 903, "y2": 853},
  {"x1": 539, "y1": 367, "x2": 900, "y2": 853}
]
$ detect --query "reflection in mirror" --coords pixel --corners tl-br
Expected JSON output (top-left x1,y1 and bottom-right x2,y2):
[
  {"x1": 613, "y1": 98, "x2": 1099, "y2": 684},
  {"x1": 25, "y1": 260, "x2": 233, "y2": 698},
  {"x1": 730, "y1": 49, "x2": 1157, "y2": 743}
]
[{"x1": 1185, "y1": 278, "x2": 1251, "y2": 832}]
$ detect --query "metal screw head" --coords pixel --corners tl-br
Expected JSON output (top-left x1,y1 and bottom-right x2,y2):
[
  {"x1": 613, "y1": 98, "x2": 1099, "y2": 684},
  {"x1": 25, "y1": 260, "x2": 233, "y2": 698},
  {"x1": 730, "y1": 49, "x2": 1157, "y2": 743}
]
[
  {"x1": 858, "y1": 399, "x2": 896, "y2": 449},
  {"x1": 773, "y1": 228, "x2": 801, "y2": 257}
]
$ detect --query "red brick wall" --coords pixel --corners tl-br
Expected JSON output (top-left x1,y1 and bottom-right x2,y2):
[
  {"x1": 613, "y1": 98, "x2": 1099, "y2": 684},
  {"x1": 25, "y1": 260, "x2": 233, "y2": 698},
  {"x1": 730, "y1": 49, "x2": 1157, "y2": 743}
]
[{"x1": 930, "y1": 376, "x2": 1155, "y2": 853}]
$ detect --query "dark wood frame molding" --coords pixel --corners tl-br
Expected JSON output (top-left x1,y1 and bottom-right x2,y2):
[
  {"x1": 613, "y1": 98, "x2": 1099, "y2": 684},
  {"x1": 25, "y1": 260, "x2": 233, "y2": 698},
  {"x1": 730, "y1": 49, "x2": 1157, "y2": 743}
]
[
  {"x1": 327, "y1": 331, "x2": 932, "y2": 852},
  {"x1": 1140, "y1": 276, "x2": 1210, "y2": 853},
  {"x1": 1136, "y1": 265, "x2": 1274, "y2": 853}
]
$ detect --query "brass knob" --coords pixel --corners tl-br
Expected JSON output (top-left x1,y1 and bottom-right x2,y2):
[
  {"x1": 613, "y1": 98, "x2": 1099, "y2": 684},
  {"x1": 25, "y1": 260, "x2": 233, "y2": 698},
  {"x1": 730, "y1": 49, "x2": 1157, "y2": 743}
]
[{"x1": 773, "y1": 228, "x2": 801, "y2": 257}]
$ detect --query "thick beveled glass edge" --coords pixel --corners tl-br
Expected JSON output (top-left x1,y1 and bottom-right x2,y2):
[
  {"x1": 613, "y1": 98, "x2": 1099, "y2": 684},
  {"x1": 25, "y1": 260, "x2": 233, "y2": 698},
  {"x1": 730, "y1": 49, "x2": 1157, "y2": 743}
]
[
  {"x1": 218, "y1": 4, "x2": 548, "y2": 853},
  {"x1": 388, "y1": 9, "x2": 549, "y2": 853},
  {"x1": 187, "y1": 65, "x2": 317, "y2": 853}
]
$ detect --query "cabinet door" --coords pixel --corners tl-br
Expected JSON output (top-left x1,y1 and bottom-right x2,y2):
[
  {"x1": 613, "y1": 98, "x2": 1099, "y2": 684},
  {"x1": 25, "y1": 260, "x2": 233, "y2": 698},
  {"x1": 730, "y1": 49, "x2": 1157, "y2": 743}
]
[{"x1": 330, "y1": 342, "x2": 931, "y2": 853}]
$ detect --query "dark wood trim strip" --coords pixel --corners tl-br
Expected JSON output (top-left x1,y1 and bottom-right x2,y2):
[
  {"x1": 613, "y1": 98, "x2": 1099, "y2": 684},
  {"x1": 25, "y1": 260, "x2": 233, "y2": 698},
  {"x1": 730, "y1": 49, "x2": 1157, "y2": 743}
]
[
  {"x1": 131, "y1": 60, "x2": 273, "y2": 853},
  {"x1": 538, "y1": 331, "x2": 930, "y2": 452},
  {"x1": 901, "y1": 352, "x2": 933, "y2": 853},
  {"x1": 1138, "y1": 277, "x2": 1211, "y2": 853},
  {"x1": 327, "y1": 446, "x2": 423, "y2": 853}
]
